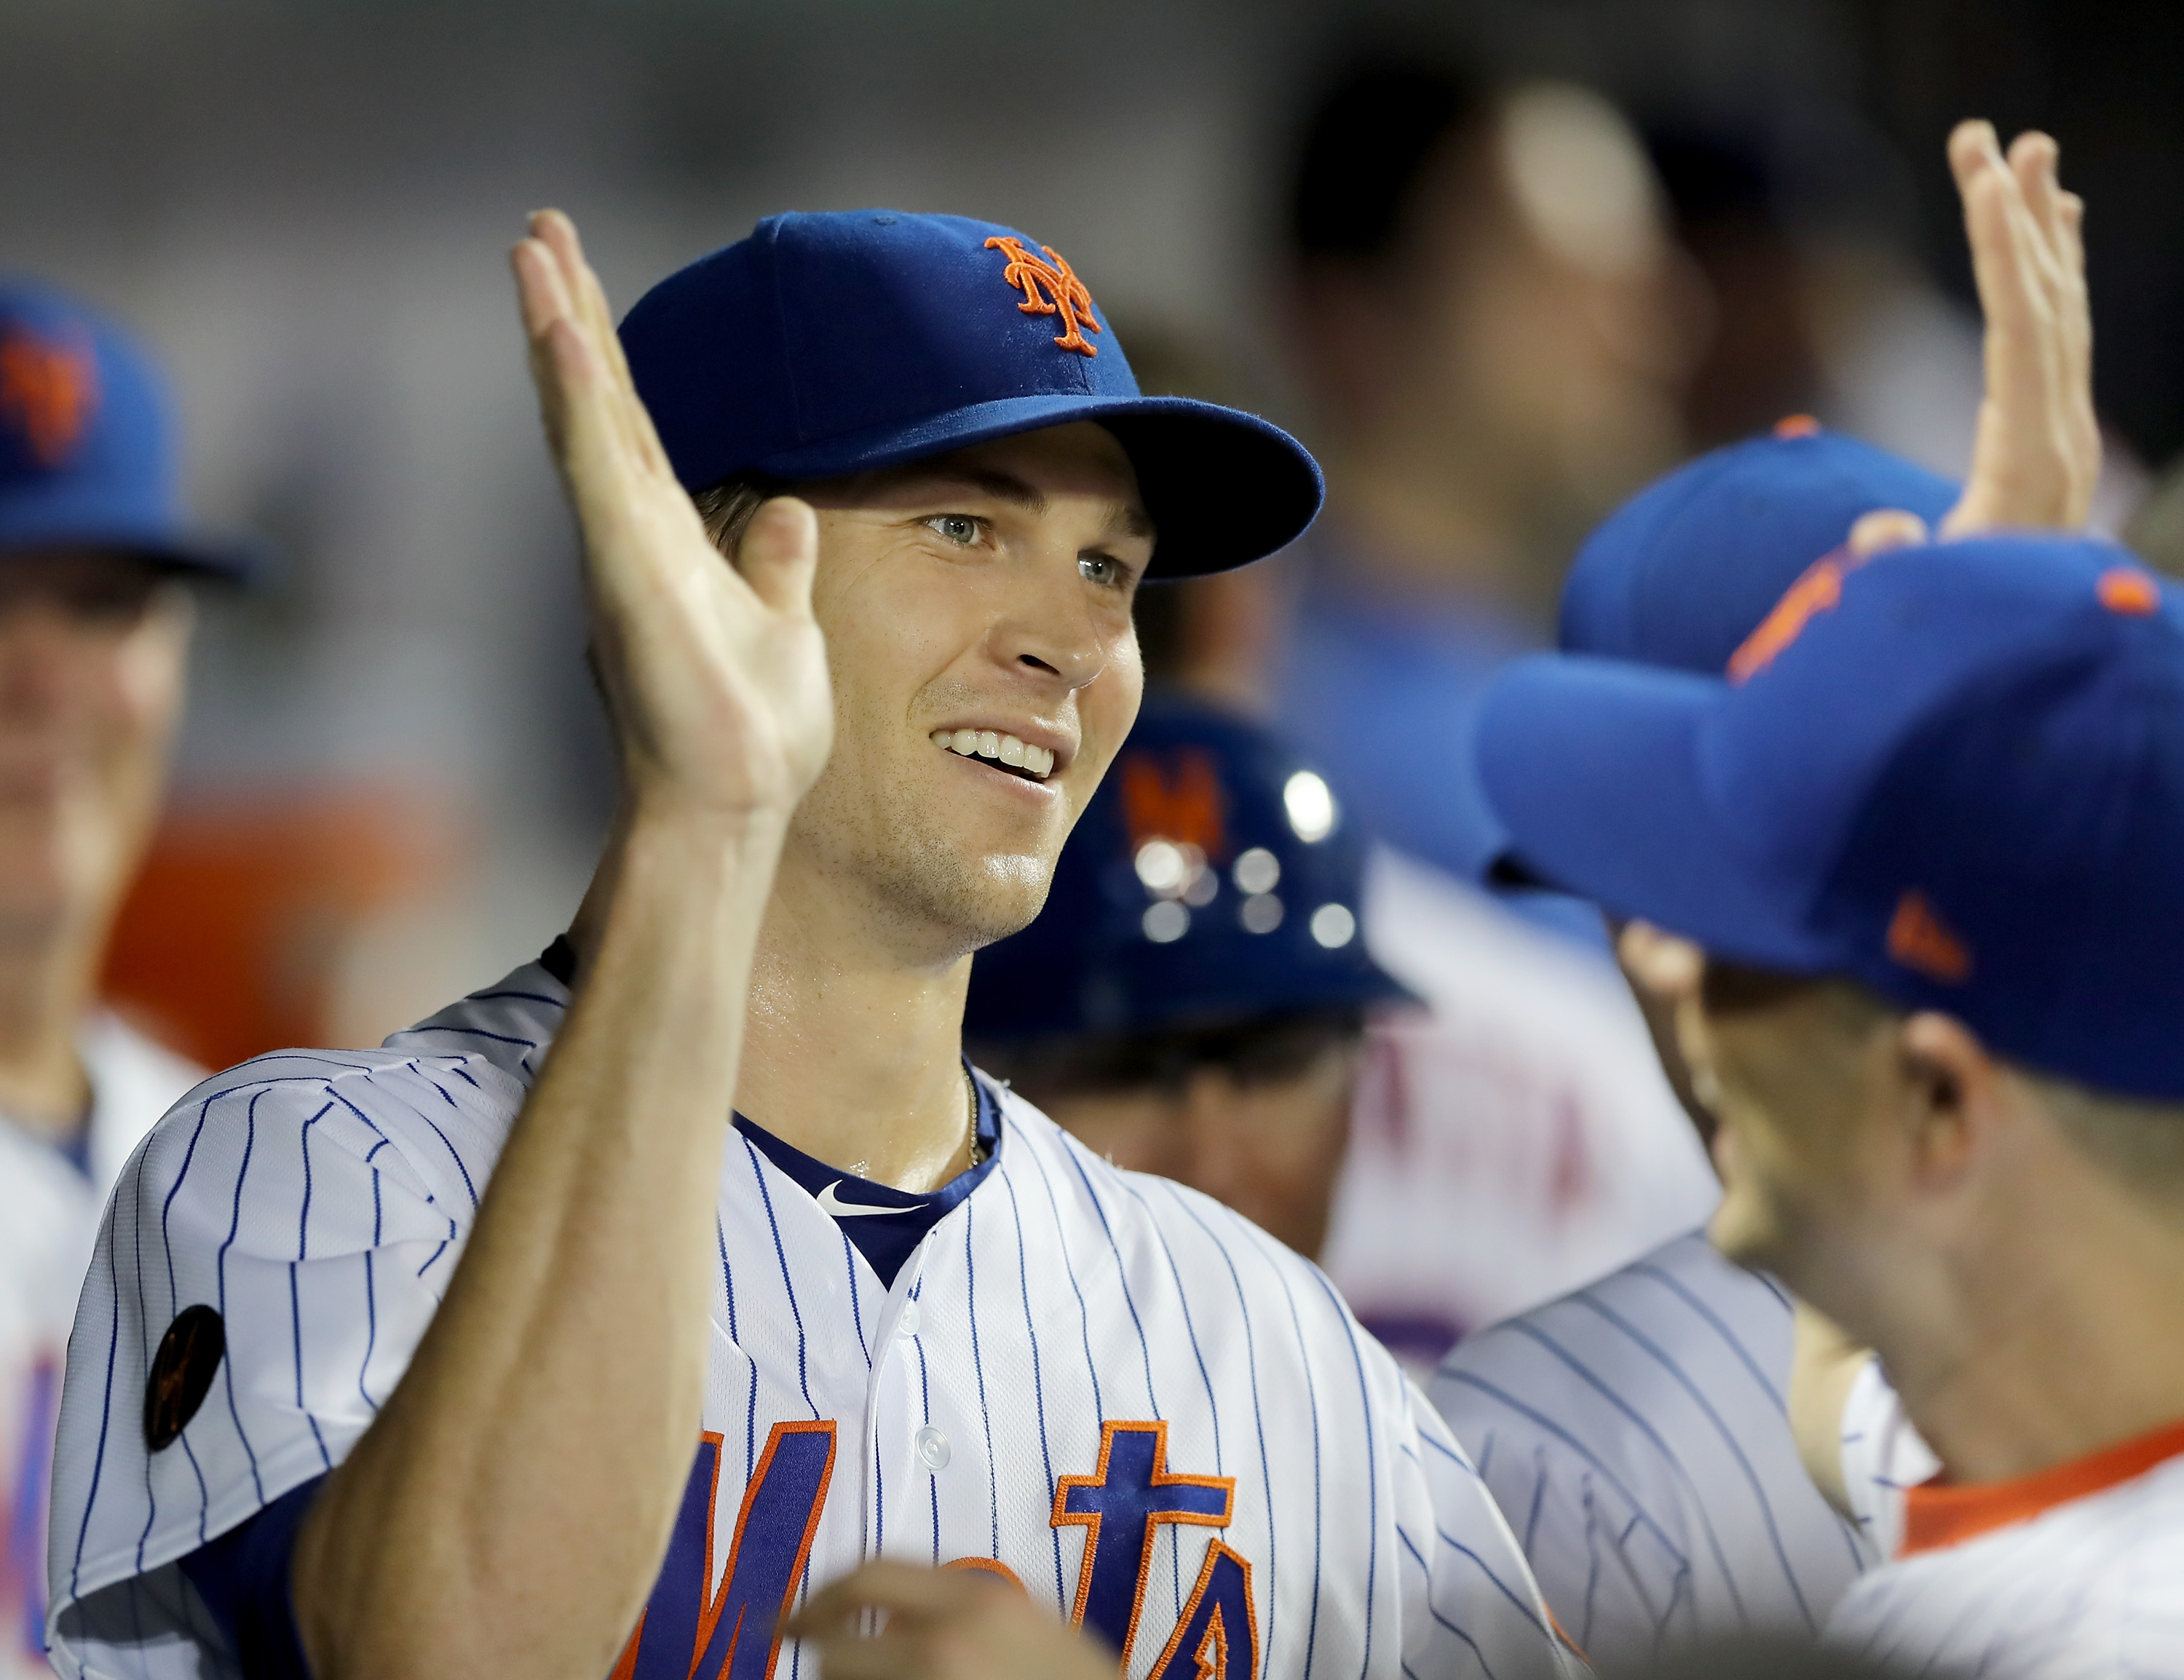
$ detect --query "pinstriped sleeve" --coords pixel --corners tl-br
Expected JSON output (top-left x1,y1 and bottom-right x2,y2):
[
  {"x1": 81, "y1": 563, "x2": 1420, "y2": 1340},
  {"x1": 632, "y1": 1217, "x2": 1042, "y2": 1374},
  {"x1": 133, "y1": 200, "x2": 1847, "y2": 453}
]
[
  {"x1": 1390, "y1": 1360, "x2": 1589, "y2": 1678},
  {"x1": 44, "y1": 1052, "x2": 520, "y2": 1680}
]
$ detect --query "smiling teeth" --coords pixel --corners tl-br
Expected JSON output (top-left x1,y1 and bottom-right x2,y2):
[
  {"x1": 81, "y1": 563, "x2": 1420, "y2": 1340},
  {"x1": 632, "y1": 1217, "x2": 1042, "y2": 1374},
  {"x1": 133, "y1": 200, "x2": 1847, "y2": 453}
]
[{"x1": 930, "y1": 729, "x2": 1055, "y2": 779}]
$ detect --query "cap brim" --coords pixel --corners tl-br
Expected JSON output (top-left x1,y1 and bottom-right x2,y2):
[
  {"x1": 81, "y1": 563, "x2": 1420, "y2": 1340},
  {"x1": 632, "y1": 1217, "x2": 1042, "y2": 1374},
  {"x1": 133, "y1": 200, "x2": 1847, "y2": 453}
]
[
  {"x1": 0, "y1": 518, "x2": 258, "y2": 586},
  {"x1": 1476, "y1": 654, "x2": 1836, "y2": 971},
  {"x1": 752, "y1": 392, "x2": 1323, "y2": 578}
]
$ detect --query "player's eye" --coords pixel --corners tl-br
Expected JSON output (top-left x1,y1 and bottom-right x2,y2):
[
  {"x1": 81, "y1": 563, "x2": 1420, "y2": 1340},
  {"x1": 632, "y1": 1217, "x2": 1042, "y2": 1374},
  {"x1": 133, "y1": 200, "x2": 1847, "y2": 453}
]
[
  {"x1": 1079, "y1": 552, "x2": 1128, "y2": 590},
  {"x1": 925, "y1": 513, "x2": 982, "y2": 546}
]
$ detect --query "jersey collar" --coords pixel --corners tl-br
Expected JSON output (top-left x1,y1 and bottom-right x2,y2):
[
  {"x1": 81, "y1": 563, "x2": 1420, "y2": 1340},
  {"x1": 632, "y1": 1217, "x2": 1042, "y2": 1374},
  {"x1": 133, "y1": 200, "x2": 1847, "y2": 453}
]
[{"x1": 1901, "y1": 1415, "x2": 2184, "y2": 1557}]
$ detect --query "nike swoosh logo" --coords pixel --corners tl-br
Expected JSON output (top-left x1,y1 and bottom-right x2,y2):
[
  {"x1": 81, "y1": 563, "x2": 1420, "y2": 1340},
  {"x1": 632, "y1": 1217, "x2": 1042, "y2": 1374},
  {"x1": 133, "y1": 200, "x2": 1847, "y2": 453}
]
[{"x1": 816, "y1": 1180, "x2": 903, "y2": 1219}]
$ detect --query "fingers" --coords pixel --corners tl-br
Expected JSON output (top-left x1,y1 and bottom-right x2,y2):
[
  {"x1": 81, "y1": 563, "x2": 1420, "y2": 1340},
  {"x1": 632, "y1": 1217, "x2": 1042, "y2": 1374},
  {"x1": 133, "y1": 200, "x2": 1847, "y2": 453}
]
[
  {"x1": 1847, "y1": 508, "x2": 1931, "y2": 559},
  {"x1": 737, "y1": 498, "x2": 822, "y2": 617}
]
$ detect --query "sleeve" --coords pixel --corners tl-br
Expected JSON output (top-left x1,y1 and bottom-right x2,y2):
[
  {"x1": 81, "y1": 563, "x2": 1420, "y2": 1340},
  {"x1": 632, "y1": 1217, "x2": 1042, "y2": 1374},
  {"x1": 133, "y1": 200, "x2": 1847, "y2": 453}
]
[
  {"x1": 44, "y1": 1054, "x2": 515, "y2": 1680},
  {"x1": 1835, "y1": 1357, "x2": 1939, "y2": 1564},
  {"x1": 1428, "y1": 1329, "x2": 1693, "y2": 1668},
  {"x1": 1390, "y1": 1366, "x2": 1591, "y2": 1679},
  {"x1": 173, "y1": 1477, "x2": 323, "y2": 1680}
]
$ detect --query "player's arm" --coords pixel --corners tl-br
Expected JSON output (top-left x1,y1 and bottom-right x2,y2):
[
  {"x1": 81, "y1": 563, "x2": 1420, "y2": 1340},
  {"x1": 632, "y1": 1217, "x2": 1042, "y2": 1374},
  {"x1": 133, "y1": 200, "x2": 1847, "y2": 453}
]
[{"x1": 286, "y1": 211, "x2": 831, "y2": 1680}]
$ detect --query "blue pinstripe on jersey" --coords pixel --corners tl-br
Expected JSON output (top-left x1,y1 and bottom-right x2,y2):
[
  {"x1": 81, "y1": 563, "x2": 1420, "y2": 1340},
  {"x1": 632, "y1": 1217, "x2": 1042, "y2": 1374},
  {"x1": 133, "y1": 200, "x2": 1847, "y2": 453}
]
[{"x1": 47, "y1": 961, "x2": 1578, "y2": 1680}]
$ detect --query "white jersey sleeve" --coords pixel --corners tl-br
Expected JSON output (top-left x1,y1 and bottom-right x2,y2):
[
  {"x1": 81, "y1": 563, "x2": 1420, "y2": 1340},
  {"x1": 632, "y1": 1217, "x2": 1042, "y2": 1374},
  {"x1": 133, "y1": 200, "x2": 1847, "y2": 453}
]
[
  {"x1": 46, "y1": 983, "x2": 553, "y2": 1677},
  {"x1": 1427, "y1": 1232, "x2": 1869, "y2": 1672}
]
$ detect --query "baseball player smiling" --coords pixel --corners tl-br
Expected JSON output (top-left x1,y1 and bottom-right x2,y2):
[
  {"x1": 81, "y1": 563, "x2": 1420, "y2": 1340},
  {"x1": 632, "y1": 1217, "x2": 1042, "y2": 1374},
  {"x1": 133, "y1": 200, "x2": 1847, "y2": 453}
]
[{"x1": 44, "y1": 209, "x2": 1578, "y2": 1680}]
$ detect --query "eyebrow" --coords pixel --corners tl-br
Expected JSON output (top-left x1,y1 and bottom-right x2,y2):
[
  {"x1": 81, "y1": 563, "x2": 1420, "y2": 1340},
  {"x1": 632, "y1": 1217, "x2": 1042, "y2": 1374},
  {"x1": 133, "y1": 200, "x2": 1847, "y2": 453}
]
[{"x1": 911, "y1": 466, "x2": 1156, "y2": 542}]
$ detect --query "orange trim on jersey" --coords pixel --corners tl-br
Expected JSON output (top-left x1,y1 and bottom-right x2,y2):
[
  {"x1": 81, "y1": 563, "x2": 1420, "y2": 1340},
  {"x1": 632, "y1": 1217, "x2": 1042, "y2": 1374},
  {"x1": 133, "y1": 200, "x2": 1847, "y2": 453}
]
[
  {"x1": 1543, "y1": 1602, "x2": 1588, "y2": 1665},
  {"x1": 1147, "y1": 1540, "x2": 1259, "y2": 1680},
  {"x1": 1900, "y1": 1415, "x2": 2184, "y2": 1558},
  {"x1": 690, "y1": 1420, "x2": 839, "y2": 1679},
  {"x1": 1773, "y1": 413, "x2": 1822, "y2": 438},
  {"x1": 609, "y1": 1613, "x2": 644, "y2": 1680},
  {"x1": 943, "y1": 1556, "x2": 1029, "y2": 1591},
  {"x1": 1052, "y1": 1419, "x2": 1236, "y2": 1672}
]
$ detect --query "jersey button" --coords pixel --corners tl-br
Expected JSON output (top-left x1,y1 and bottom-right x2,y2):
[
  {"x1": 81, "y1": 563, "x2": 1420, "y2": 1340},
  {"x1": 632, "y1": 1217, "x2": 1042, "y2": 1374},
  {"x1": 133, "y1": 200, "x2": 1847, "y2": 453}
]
[
  {"x1": 896, "y1": 1300, "x2": 922, "y2": 1338},
  {"x1": 914, "y1": 1426, "x2": 950, "y2": 1471}
]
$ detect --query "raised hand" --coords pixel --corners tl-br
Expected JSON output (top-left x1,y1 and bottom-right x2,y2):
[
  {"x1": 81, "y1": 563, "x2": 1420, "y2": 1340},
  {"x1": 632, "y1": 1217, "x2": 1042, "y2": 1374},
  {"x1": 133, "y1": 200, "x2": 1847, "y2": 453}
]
[
  {"x1": 1940, "y1": 120, "x2": 2099, "y2": 537},
  {"x1": 513, "y1": 210, "x2": 833, "y2": 823}
]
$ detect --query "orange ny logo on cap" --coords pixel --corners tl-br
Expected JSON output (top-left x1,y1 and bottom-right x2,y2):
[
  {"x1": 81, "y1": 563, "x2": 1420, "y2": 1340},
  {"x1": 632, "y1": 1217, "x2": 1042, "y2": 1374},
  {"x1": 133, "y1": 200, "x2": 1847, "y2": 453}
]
[
  {"x1": 1728, "y1": 548, "x2": 1866, "y2": 684},
  {"x1": 1120, "y1": 750, "x2": 1227, "y2": 860},
  {"x1": 0, "y1": 325, "x2": 100, "y2": 468},
  {"x1": 1886, "y1": 889, "x2": 1972, "y2": 984},
  {"x1": 984, "y1": 236, "x2": 1103, "y2": 357}
]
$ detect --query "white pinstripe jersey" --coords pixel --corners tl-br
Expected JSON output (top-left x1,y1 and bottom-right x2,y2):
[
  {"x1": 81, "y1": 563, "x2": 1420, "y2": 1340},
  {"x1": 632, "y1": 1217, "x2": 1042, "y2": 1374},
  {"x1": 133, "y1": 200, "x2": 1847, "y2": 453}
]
[
  {"x1": 1825, "y1": 1363, "x2": 2184, "y2": 1677},
  {"x1": 1425, "y1": 1232, "x2": 1870, "y2": 1672},
  {"x1": 1, "y1": 1016, "x2": 201, "y2": 1680},
  {"x1": 46, "y1": 961, "x2": 1581, "y2": 1680}
]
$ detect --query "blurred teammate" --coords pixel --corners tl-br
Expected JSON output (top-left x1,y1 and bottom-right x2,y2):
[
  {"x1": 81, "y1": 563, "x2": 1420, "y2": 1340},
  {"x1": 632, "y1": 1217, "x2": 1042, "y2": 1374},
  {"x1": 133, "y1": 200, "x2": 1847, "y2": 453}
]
[
  {"x1": 44, "y1": 213, "x2": 1577, "y2": 1679},
  {"x1": 1432, "y1": 119, "x2": 2098, "y2": 1669},
  {"x1": 965, "y1": 692, "x2": 1405, "y2": 1261},
  {"x1": 967, "y1": 692, "x2": 1714, "y2": 1369},
  {"x1": 1480, "y1": 523, "x2": 2183, "y2": 1678},
  {"x1": 1468, "y1": 122, "x2": 2183, "y2": 1673},
  {"x1": 0, "y1": 282, "x2": 232, "y2": 1677},
  {"x1": 1276, "y1": 51, "x2": 1690, "y2": 911}
]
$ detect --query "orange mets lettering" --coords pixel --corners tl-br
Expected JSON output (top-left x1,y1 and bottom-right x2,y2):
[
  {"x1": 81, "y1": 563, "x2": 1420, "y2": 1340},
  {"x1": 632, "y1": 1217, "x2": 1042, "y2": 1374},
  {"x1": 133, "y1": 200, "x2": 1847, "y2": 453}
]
[
  {"x1": 1120, "y1": 751, "x2": 1227, "y2": 861},
  {"x1": 984, "y1": 237, "x2": 1103, "y2": 357},
  {"x1": 1886, "y1": 889, "x2": 1972, "y2": 984},
  {"x1": 0, "y1": 328, "x2": 100, "y2": 467},
  {"x1": 1728, "y1": 552, "x2": 1848, "y2": 684}
]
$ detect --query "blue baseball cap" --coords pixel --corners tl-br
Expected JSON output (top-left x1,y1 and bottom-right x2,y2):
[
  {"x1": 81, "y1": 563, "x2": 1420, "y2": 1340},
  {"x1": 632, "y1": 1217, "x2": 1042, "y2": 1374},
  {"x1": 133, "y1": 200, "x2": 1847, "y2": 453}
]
[
  {"x1": 0, "y1": 280, "x2": 249, "y2": 581},
  {"x1": 620, "y1": 211, "x2": 1323, "y2": 576},
  {"x1": 1479, "y1": 420, "x2": 1961, "y2": 887},
  {"x1": 965, "y1": 692, "x2": 1412, "y2": 1039},
  {"x1": 1559, "y1": 419, "x2": 1961, "y2": 669},
  {"x1": 1476, "y1": 536, "x2": 2184, "y2": 1100}
]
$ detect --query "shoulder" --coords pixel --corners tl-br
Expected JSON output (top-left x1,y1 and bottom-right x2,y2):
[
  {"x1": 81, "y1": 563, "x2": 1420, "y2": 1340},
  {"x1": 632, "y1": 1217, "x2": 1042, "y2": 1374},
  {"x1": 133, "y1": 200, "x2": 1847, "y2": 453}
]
[
  {"x1": 991, "y1": 1084, "x2": 1404, "y2": 1380},
  {"x1": 1431, "y1": 1232, "x2": 1795, "y2": 1453},
  {"x1": 119, "y1": 962, "x2": 570, "y2": 1235}
]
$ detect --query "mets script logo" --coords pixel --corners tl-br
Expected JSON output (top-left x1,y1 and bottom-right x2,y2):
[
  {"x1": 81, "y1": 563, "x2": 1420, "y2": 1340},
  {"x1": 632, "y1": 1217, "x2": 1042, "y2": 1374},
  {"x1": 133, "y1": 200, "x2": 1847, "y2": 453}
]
[
  {"x1": 984, "y1": 236, "x2": 1103, "y2": 357},
  {"x1": 0, "y1": 325, "x2": 101, "y2": 468}
]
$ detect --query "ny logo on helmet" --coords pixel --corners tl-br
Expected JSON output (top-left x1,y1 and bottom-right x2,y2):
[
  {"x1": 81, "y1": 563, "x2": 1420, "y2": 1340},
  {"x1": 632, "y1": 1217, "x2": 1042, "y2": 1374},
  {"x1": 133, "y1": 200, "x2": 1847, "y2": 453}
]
[
  {"x1": 0, "y1": 327, "x2": 100, "y2": 469},
  {"x1": 984, "y1": 237, "x2": 1103, "y2": 357}
]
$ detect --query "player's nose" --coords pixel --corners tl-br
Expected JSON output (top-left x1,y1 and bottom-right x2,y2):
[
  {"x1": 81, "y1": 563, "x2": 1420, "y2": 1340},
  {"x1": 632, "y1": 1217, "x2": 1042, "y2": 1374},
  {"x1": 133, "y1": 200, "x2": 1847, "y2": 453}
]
[{"x1": 983, "y1": 562, "x2": 1120, "y2": 694}]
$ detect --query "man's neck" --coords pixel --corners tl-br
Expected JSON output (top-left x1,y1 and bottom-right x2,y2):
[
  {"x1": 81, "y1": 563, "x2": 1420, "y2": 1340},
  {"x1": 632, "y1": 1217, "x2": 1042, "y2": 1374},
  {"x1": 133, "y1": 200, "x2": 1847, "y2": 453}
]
[
  {"x1": 0, "y1": 920, "x2": 97, "y2": 1145},
  {"x1": 1872, "y1": 1169, "x2": 2184, "y2": 1486},
  {"x1": 724, "y1": 846, "x2": 979, "y2": 1194}
]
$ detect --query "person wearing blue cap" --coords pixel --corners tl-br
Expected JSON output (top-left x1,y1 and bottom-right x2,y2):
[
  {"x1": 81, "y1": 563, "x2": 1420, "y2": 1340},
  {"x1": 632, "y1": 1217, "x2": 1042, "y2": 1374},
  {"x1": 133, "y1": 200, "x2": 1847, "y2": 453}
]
[
  {"x1": 962, "y1": 692, "x2": 1720, "y2": 1377},
  {"x1": 0, "y1": 280, "x2": 241, "y2": 1680},
  {"x1": 1430, "y1": 120, "x2": 2108, "y2": 1673},
  {"x1": 1477, "y1": 528, "x2": 2184, "y2": 1678},
  {"x1": 44, "y1": 213, "x2": 1580, "y2": 1680},
  {"x1": 960, "y1": 692, "x2": 1410, "y2": 1263}
]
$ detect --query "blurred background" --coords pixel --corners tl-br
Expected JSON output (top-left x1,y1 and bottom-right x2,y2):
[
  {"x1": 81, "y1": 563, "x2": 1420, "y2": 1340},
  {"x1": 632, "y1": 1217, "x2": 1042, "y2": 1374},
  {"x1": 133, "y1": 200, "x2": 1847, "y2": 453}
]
[{"x1": 6, "y1": 0, "x2": 2180, "y2": 1063}]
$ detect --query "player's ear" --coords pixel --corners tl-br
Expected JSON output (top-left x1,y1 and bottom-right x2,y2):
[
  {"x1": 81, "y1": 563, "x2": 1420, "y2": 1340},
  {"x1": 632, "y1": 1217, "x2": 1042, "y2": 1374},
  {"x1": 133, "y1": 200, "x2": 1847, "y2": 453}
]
[{"x1": 1895, "y1": 1011, "x2": 1996, "y2": 1191}]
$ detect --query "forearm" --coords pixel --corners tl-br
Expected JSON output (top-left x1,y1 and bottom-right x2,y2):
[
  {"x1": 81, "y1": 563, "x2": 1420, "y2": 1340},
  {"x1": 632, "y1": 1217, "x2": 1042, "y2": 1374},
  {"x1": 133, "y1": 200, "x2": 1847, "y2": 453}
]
[{"x1": 294, "y1": 809, "x2": 784, "y2": 1679}]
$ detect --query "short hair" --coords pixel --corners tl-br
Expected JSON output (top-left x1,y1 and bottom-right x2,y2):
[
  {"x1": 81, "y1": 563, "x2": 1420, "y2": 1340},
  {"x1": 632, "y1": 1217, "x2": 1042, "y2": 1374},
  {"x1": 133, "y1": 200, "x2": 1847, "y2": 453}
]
[
  {"x1": 1286, "y1": 55, "x2": 1488, "y2": 264},
  {"x1": 2035, "y1": 1071, "x2": 2184, "y2": 1202},
  {"x1": 692, "y1": 472, "x2": 788, "y2": 558},
  {"x1": 1701, "y1": 961, "x2": 2184, "y2": 1200}
]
